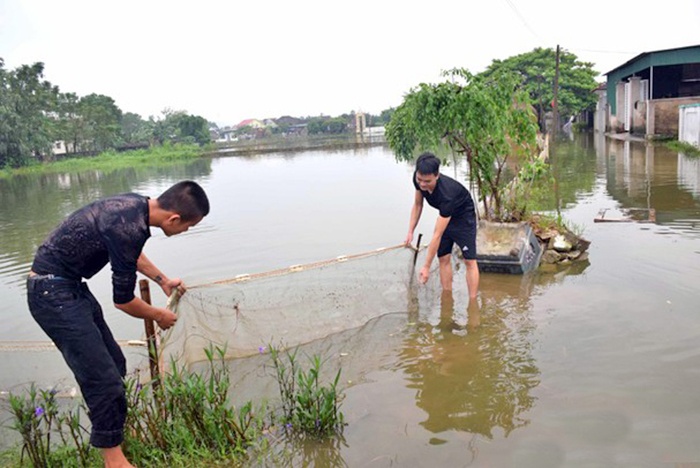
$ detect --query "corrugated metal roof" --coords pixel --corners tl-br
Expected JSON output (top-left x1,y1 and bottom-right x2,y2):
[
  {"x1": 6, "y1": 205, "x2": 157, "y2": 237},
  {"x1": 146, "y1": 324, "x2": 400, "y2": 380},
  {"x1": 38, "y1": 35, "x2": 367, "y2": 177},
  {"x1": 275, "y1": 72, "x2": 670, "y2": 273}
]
[{"x1": 605, "y1": 44, "x2": 700, "y2": 76}]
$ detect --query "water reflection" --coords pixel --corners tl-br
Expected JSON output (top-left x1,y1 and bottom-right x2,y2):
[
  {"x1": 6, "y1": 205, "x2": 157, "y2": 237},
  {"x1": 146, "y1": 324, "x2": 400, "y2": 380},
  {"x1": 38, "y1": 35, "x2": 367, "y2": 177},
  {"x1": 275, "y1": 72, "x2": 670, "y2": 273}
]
[
  {"x1": 398, "y1": 274, "x2": 540, "y2": 439},
  {"x1": 528, "y1": 133, "x2": 700, "y2": 237},
  {"x1": 260, "y1": 434, "x2": 349, "y2": 468},
  {"x1": 602, "y1": 138, "x2": 700, "y2": 235},
  {"x1": 504, "y1": 133, "x2": 599, "y2": 214}
]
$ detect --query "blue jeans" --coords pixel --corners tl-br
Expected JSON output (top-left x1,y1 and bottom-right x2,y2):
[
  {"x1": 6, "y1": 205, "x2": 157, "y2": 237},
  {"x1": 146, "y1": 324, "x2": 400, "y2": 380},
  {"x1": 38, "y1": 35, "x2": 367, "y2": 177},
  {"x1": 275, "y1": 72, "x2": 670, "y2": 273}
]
[{"x1": 27, "y1": 275, "x2": 127, "y2": 448}]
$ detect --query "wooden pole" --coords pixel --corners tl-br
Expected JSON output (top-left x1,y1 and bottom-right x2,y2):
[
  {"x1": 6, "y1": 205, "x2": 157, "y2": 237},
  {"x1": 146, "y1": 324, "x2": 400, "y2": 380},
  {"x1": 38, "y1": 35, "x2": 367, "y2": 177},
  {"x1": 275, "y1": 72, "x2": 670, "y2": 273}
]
[
  {"x1": 413, "y1": 233, "x2": 423, "y2": 267},
  {"x1": 139, "y1": 279, "x2": 160, "y2": 385},
  {"x1": 552, "y1": 44, "x2": 562, "y2": 217},
  {"x1": 552, "y1": 44, "x2": 560, "y2": 138}
]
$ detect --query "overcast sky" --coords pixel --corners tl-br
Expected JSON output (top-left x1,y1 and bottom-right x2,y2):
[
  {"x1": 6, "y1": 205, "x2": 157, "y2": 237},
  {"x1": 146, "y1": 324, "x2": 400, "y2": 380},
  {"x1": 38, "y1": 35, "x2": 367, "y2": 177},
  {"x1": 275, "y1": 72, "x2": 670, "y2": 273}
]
[{"x1": 2, "y1": 0, "x2": 699, "y2": 126}]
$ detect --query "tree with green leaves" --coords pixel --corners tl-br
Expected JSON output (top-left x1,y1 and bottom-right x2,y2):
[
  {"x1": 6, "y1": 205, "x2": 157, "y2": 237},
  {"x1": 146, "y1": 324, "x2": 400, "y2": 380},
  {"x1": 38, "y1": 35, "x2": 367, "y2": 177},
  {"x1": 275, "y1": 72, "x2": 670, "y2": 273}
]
[
  {"x1": 480, "y1": 47, "x2": 599, "y2": 131},
  {"x1": 119, "y1": 112, "x2": 151, "y2": 146},
  {"x1": 78, "y1": 93, "x2": 123, "y2": 153},
  {"x1": 175, "y1": 114, "x2": 210, "y2": 146},
  {"x1": 148, "y1": 109, "x2": 211, "y2": 146},
  {"x1": 55, "y1": 92, "x2": 84, "y2": 154},
  {"x1": 149, "y1": 109, "x2": 183, "y2": 145},
  {"x1": 0, "y1": 60, "x2": 59, "y2": 167},
  {"x1": 386, "y1": 69, "x2": 539, "y2": 220}
]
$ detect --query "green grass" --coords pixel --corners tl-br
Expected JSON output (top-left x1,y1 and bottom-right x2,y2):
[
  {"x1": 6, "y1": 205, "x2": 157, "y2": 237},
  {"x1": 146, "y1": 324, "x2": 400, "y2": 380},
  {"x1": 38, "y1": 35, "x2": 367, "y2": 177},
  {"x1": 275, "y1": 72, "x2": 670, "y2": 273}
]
[
  {"x1": 0, "y1": 143, "x2": 207, "y2": 179},
  {"x1": 666, "y1": 139, "x2": 700, "y2": 158}
]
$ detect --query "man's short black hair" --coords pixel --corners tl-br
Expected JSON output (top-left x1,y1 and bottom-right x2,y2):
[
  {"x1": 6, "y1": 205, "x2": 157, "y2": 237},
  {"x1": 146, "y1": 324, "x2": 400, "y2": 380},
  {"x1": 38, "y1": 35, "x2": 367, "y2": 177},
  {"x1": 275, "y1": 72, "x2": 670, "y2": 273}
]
[
  {"x1": 416, "y1": 152, "x2": 440, "y2": 175},
  {"x1": 157, "y1": 180, "x2": 210, "y2": 222}
]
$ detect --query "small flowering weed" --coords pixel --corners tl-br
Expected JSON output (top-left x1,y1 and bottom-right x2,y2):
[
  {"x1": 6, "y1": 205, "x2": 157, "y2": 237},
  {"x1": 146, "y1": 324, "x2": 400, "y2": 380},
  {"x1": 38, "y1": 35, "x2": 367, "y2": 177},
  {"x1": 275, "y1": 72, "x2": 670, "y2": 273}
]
[{"x1": 6, "y1": 383, "x2": 95, "y2": 467}]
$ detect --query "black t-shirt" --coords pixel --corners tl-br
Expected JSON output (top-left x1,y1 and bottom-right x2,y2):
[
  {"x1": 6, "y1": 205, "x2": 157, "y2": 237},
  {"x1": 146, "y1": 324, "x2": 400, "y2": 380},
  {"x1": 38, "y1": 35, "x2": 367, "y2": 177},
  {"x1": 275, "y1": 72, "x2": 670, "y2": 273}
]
[
  {"x1": 31, "y1": 193, "x2": 151, "y2": 304},
  {"x1": 413, "y1": 172, "x2": 475, "y2": 220}
]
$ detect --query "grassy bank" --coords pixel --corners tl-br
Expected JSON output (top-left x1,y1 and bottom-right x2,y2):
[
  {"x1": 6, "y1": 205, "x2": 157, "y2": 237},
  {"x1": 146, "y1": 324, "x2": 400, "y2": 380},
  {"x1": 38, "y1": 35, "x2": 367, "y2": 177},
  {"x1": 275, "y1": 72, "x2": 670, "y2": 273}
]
[
  {"x1": 212, "y1": 133, "x2": 386, "y2": 157},
  {"x1": 666, "y1": 140, "x2": 700, "y2": 157},
  {"x1": 1, "y1": 134, "x2": 388, "y2": 180},
  {"x1": 0, "y1": 144, "x2": 207, "y2": 179}
]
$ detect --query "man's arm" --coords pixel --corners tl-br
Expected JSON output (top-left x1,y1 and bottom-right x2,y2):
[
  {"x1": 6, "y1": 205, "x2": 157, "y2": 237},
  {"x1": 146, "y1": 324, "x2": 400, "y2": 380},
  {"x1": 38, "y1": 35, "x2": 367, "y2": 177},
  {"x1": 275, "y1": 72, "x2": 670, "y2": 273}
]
[
  {"x1": 405, "y1": 190, "x2": 424, "y2": 246},
  {"x1": 419, "y1": 215, "x2": 451, "y2": 284},
  {"x1": 114, "y1": 297, "x2": 177, "y2": 330},
  {"x1": 137, "y1": 252, "x2": 185, "y2": 296}
]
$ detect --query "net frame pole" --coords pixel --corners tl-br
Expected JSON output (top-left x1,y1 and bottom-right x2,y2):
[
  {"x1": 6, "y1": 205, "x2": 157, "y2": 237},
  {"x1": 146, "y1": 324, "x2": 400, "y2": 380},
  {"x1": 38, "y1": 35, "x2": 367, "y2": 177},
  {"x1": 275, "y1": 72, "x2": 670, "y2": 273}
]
[
  {"x1": 139, "y1": 279, "x2": 160, "y2": 386},
  {"x1": 413, "y1": 233, "x2": 423, "y2": 267}
]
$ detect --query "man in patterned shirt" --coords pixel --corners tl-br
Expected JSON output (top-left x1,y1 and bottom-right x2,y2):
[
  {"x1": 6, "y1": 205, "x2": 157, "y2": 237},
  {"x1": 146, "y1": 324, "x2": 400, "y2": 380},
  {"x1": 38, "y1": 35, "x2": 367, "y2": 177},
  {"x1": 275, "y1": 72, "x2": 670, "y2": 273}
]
[{"x1": 27, "y1": 180, "x2": 209, "y2": 468}]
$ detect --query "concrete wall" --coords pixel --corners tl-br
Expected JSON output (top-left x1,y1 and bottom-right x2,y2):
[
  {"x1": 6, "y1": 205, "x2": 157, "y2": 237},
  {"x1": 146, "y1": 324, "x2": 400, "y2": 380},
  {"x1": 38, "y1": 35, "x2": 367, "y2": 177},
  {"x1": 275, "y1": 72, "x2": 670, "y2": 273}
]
[
  {"x1": 594, "y1": 90, "x2": 607, "y2": 133},
  {"x1": 633, "y1": 101, "x2": 647, "y2": 135},
  {"x1": 628, "y1": 77, "x2": 646, "y2": 135},
  {"x1": 648, "y1": 97, "x2": 700, "y2": 137}
]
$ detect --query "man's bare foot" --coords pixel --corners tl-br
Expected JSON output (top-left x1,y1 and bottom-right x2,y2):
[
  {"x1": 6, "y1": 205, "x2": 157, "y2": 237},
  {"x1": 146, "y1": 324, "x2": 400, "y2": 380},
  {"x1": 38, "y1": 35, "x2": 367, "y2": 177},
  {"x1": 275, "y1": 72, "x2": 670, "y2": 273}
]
[{"x1": 102, "y1": 446, "x2": 135, "y2": 468}]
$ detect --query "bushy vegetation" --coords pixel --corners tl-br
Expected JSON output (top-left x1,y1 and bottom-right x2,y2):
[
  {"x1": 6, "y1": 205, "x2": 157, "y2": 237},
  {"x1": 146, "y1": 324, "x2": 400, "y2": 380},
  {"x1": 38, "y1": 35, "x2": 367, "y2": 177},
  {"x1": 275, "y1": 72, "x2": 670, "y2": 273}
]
[{"x1": 0, "y1": 143, "x2": 206, "y2": 179}]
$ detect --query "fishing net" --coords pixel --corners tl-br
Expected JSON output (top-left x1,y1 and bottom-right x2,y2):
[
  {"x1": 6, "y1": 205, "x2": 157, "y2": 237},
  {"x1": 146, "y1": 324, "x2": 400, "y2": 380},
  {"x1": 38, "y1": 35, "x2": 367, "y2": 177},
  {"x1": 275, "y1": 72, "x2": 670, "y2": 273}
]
[
  {"x1": 158, "y1": 244, "x2": 449, "y2": 369},
  {"x1": 0, "y1": 243, "x2": 469, "y2": 393}
]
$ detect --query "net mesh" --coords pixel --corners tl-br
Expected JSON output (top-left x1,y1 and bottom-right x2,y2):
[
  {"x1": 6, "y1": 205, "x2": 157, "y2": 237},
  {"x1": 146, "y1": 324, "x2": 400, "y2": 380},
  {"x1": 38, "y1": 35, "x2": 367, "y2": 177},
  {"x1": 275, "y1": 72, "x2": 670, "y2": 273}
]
[
  {"x1": 159, "y1": 245, "x2": 435, "y2": 368},
  {"x1": 1, "y1": 244, "x2": 468, "y2": 391}
]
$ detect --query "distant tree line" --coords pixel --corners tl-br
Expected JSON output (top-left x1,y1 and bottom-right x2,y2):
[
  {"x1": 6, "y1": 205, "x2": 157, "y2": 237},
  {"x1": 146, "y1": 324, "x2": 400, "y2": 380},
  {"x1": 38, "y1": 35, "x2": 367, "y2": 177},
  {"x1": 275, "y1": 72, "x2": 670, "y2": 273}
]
[
  {"x1": 213, "y1": 108, "x2": 396, "y2": 141},
  {"x1": 304, "y1": 109, "x2": 394, "y2": 135},
  {"x1": 0, "y1": 58, "x2": 210, "y2": 169}
]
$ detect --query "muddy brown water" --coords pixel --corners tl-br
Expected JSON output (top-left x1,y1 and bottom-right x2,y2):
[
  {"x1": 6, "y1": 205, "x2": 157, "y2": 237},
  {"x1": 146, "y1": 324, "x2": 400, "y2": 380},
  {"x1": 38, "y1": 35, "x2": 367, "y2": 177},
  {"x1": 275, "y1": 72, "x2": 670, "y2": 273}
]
[{"x1": 1, "y1": 135, "x2": 700, "y2": 466}]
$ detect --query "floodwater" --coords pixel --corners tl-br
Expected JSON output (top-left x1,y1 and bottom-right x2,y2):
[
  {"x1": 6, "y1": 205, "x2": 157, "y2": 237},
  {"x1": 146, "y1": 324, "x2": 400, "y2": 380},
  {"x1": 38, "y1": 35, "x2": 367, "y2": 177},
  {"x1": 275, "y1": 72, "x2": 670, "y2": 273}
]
[{"x1": 1, "y1": 134, "x2": 700, "y2": 466}]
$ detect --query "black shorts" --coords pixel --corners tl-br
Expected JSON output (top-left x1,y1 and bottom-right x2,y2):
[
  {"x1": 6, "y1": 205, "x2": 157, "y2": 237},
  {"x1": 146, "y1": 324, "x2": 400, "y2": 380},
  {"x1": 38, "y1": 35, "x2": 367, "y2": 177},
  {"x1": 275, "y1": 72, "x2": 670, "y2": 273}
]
[{"x1": 437, "y1": 215, "x2": 477, "y2": 260}]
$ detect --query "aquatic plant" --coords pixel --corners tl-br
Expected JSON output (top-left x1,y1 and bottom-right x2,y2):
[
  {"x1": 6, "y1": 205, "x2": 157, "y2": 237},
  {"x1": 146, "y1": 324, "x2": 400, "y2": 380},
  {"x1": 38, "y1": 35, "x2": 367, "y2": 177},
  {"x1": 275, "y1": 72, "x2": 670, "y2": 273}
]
[
  {"x1": 4, "y1": 344, "x2": 346, "y2": 466},
  {"x1": 268, "y1": 344, "x2": 345, "y2": 438},
  {"x1": 666, "y1": 139, "x2": 700, "y2": 158},
  {"x1": 122, "y1": 345, "x2": 265, "y2": 465}
]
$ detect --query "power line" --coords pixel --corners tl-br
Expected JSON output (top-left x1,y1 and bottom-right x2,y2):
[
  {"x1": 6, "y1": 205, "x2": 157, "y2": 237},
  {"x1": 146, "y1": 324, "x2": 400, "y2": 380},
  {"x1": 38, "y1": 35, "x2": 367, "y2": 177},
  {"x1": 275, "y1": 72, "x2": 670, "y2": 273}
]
[
  {"x1": 571, "y1": 47, "x2": 637, "y2": 55},
  {"x1": 502, "y1": 0, "x2": 541, "y2": 41}
]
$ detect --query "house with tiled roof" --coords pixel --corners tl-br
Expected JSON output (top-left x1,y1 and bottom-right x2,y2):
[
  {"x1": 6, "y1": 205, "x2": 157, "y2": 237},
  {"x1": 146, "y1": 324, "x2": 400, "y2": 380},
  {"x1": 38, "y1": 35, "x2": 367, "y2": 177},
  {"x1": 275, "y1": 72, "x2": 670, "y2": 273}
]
[{"x1": 235, "y1": 119, "x2": 265, "y2": 129}]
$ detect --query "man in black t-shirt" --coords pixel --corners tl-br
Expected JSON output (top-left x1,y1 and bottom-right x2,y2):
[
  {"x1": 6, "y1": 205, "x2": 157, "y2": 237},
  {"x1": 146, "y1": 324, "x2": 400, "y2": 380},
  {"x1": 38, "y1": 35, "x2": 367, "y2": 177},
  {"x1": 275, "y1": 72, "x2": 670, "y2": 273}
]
[
  {"x1": 27, "y1": 180, "x2": 209, "y2": 468},
  {"x1": 405, "y1": 152, "x2": 479, "y2": 299}
]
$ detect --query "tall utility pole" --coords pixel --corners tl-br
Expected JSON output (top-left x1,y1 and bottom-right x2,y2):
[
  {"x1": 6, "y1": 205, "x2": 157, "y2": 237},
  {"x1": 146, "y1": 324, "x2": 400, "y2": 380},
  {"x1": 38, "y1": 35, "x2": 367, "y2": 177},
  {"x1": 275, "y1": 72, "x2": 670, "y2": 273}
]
[
  {"x1": 552, "y1": 44, "x2": 561, "y2": 217},
  {"x1": 552, "y1": 44, "x2": 560, "y2": 137}
]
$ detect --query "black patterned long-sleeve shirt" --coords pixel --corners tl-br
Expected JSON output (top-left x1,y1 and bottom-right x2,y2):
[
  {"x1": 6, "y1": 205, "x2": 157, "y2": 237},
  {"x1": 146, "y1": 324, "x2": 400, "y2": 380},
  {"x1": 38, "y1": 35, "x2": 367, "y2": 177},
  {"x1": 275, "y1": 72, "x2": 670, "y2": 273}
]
[{"x1": 31, "y1": 193, "x2": 151, "y2": 304}]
